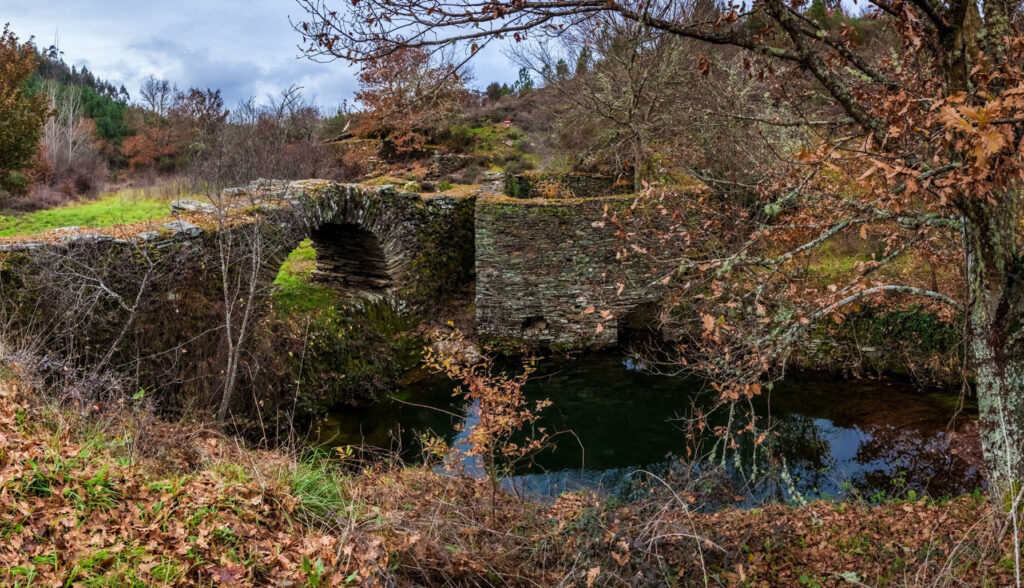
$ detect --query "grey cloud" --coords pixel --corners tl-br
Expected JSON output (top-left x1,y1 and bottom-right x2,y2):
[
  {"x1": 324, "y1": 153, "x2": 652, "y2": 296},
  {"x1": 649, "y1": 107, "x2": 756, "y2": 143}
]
[
  {"x1": 6, "y1": 0, "x2": 520, "y2": 108},
  {"x1": 127, "y1": 38, "x2": 267, "y2": 103}
]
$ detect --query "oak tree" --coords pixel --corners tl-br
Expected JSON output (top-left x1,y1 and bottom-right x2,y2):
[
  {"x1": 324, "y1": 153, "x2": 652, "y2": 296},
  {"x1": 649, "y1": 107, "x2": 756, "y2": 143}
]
[
  {"x1": 0, "y1": 25, "x2": 50, "y2": 189},
  {"x1": 296, "y1": 0, "x2": 1024, "y2": 507},
  {"x1": 353, "y1": 46, "x2": 471, "y2": 157}
]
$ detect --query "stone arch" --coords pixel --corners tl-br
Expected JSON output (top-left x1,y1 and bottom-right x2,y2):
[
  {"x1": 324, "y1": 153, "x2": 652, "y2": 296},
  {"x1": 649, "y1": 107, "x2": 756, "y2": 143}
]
[
  {"x1": 617, "y1": 301, "x2": 664, "y2": 344},
  {"x1": 309, "y1": 223, "x2": 392, "y2": 292},
  {"x1": 255, "y1": 182, "x2": 475, "y2": 306},
  {"x1": 276, "y1": 183, "x2": 426, "y2": 297}
]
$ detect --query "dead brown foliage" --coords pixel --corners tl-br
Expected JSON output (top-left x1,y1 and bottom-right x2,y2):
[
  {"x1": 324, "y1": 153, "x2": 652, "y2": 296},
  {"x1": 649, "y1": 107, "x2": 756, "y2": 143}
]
[{"x1": 0, "y1": 375, "x2": 1018, "y2": 586}]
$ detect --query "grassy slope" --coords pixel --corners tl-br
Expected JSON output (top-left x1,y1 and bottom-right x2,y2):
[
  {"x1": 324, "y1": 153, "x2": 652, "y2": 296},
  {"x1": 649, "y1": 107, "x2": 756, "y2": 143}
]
[
  {"x1": 270, "y1": 239, "x2": 342, "y2": 315},
  {"x1": 457, "y1": 123, "x2": 539, "y2": 171},
  {"x1": 0, "y1": 190, "x2": 174, "y2": 237}
]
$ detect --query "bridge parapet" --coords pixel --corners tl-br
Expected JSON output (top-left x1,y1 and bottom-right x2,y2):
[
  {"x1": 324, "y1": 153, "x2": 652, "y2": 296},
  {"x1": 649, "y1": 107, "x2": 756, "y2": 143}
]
[
  {"x1": 0, "y1": 179, "x2": 475, "y2": 302},
  {"x1": 1, "y1": 177, "x2": 690, "y2": 366}
]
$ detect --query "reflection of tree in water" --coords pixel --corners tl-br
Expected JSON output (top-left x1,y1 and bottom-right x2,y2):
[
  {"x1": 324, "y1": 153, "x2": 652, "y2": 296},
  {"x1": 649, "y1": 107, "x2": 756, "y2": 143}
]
[
  {"x1": 740, "y1": 407, "x2": 982, "y2": 501},
  {"x1": 851, "y1": 422, "x2": 982, "y2": 497},
  {"x1": 762, "y1": 414, "x2": 835, "y2": 494},
  {"x1": 321, "y1": 353, "x2": 984, "y2": 501},
  {"x1": 766, "y1": 414, "x2": 832, "y2": 470},
  {"x1": 679, "y1": 410, "x2": 838, "y2": 503}
]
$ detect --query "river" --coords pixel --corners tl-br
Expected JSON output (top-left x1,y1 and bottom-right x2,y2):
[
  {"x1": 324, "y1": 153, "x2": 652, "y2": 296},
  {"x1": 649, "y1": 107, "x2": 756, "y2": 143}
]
[{"x1": 316, "y1": 351, "x2": 983, "y2": 506}]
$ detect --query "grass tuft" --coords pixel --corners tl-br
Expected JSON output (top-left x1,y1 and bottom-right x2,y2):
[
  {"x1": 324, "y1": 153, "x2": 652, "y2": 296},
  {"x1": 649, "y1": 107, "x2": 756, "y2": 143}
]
[{"x1": 287, "y1": 454, "x2": 350, "y2": 527}]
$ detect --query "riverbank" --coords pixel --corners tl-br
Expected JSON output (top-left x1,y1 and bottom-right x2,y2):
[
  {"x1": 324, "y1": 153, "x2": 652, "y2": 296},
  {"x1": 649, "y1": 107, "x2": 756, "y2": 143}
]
[
  {"x1": 1, "y1": 375, "x2": 1016, "y2": 586},
  {"x1": 317, "y1": 351, "x2": 983, "y2": 504}
]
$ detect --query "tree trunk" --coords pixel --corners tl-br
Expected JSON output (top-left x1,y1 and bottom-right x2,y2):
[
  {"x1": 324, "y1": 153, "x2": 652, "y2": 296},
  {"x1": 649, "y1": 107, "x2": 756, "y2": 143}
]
[
  {"x1": 970, "y1": 317, "x2": 1024, "y2": 501},
  {"x1": 964, "y1": 201, "x2": 1024, "y2": 501}
]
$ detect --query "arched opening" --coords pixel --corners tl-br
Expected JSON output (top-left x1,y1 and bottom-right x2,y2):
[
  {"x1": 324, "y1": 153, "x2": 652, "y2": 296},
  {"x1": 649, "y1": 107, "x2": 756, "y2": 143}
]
[
  {"x1": 309, "y1": 223, "x2": 392, "y2": 293},
  {"x1": 617, "y1": 302, "x2": 663, "y2": 345}
]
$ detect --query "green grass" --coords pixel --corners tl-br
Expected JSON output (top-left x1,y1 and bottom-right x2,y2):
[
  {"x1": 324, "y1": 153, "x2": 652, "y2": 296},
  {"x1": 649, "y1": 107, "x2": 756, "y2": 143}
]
[
  {"x1": 465, "y1": 124, "x2": 517, "y2": 148},
  {"x1": 287, "y1": 454, "x2": 351, "y2": 526},
  {"x1": 806, "y1": 252, "x2": 873, "y2": 282},
  {"x1": 0, "y1": 190, "x2": 173, "y2": 237},
  {"x1": 465, "y1": 125, "x2": 524, "y2": 154},
  {"x1": 447, "y1": 124, "x2": 537, "y2": 172},
  {"x1": 271, "y1": 239, "x2": 343, "y2": 315}
]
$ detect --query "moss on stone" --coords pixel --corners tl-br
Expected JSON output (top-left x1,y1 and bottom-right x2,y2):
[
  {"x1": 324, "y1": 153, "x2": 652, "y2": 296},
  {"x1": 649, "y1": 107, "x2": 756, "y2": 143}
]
[{"x1": 265, "y1": 241, "x2": 423, "y2": 414}]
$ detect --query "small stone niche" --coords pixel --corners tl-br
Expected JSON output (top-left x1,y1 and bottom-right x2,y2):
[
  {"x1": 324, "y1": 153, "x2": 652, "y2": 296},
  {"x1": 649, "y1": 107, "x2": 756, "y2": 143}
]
[{"x1": 521, "y1": 316, "x2": 550, "y2": 338}]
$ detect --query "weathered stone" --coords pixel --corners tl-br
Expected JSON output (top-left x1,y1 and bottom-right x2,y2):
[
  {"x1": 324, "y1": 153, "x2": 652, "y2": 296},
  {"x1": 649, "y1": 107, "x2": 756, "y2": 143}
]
[
  {"x1": 161, "y1": 220, "x2": 204, "y2": 239},
  {"x1": 480, "y1": 171, "x2": 504, "y2": 195},
  {"x1": 170, "y1": 199, "x2": 219, "y2": 215},
  {"x1": 428, "y1": 152, "x2": 469, "y2": 178},
  {"x1": 474, "y1": 194, "x2": 683, "y2": 348},
  {"x1": 0, "y1": 241, "x2": 44, "y2": 252},
  {"x1": 61, "y1": 233, "x2": 114, "y2": 245}
]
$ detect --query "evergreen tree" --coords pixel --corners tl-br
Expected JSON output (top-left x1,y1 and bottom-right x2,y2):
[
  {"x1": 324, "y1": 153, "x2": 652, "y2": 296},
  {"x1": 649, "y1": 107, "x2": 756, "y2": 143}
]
[
  {"x1": 513, "y1": 67, "x2": 534, "y2": 95},
  {"x1": 485, "y1": 81, "x2": 504, "y2": 102},
  {"x1": 555, "y1": 58, "x2": 570, "y2": 80}
]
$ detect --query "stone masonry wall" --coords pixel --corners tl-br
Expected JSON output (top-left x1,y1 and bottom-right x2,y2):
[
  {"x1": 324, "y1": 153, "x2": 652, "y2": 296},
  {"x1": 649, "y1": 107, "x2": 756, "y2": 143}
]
[
  {"x1": 502, "y1": 172, "x2": 631, "y2": 199},
  {"x1": 474, "y1": 193, "x2": 681, "y2": 348},
  {"x1": 0, "y1": 180, "x2": 477, "y2": 407}
]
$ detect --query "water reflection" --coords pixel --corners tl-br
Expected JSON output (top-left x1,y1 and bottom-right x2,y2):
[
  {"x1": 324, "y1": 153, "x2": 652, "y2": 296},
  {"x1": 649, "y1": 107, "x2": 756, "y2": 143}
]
[{"x1": 318, "y1": 352, "x2": 983, "y2": 504}]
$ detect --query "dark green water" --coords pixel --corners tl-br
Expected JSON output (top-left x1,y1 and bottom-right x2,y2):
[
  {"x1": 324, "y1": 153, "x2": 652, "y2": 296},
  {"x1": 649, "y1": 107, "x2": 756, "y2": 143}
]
[{"x1": 316, "y1": 352, "x2": 982, "y2": 505}]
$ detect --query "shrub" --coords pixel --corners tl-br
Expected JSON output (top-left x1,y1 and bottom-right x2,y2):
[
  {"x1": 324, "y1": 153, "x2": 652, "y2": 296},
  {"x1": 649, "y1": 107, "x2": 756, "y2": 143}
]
[
  {"x1": 502, "y1": 156, "x2": 535, "y2": 175},
  {"x1": 2, "y1": 172, "x2": 29, "y2": 195},
  {"x1": 442, "y1": 125, "x2": 475, "y2": 152},
  {"x1": 453, "y1": 166, "x2": 483, "y2": 185},
  {"x1": 280, "y1": 301, "x2": 422, "y2": 415}
]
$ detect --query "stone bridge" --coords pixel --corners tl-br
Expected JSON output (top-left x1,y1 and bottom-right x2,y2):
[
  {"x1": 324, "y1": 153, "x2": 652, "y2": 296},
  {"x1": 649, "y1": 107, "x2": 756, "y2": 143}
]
[{"x1": 0, "y1": 175, "x2": 687, "y2": 350}]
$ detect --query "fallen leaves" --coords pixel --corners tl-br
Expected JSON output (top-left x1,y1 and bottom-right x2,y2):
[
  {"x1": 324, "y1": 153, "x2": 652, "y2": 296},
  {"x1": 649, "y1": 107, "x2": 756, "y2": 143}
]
[
  {"x1": 0, "y1": 378, "x2": 1016, "y2": 587},
  {"x1": 0, "y1": 380, "x2": 392, "y2": 586}
]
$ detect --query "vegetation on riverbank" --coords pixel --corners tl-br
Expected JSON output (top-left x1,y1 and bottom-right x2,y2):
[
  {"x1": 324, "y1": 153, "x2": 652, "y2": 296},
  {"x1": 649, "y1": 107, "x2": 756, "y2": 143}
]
[
  {"x1": 4, "y1": 2, "x2": 1021, "y2": 584},
  {"x1": 0, "y1": 374, "x2": 1017, "y2": 586}
]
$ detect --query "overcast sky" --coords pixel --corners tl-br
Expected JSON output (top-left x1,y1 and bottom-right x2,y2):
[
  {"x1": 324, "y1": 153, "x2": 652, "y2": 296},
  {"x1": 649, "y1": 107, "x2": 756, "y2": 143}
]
[{"x1": 4, "y1": 0, "x2": 516, "y2": 111}]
